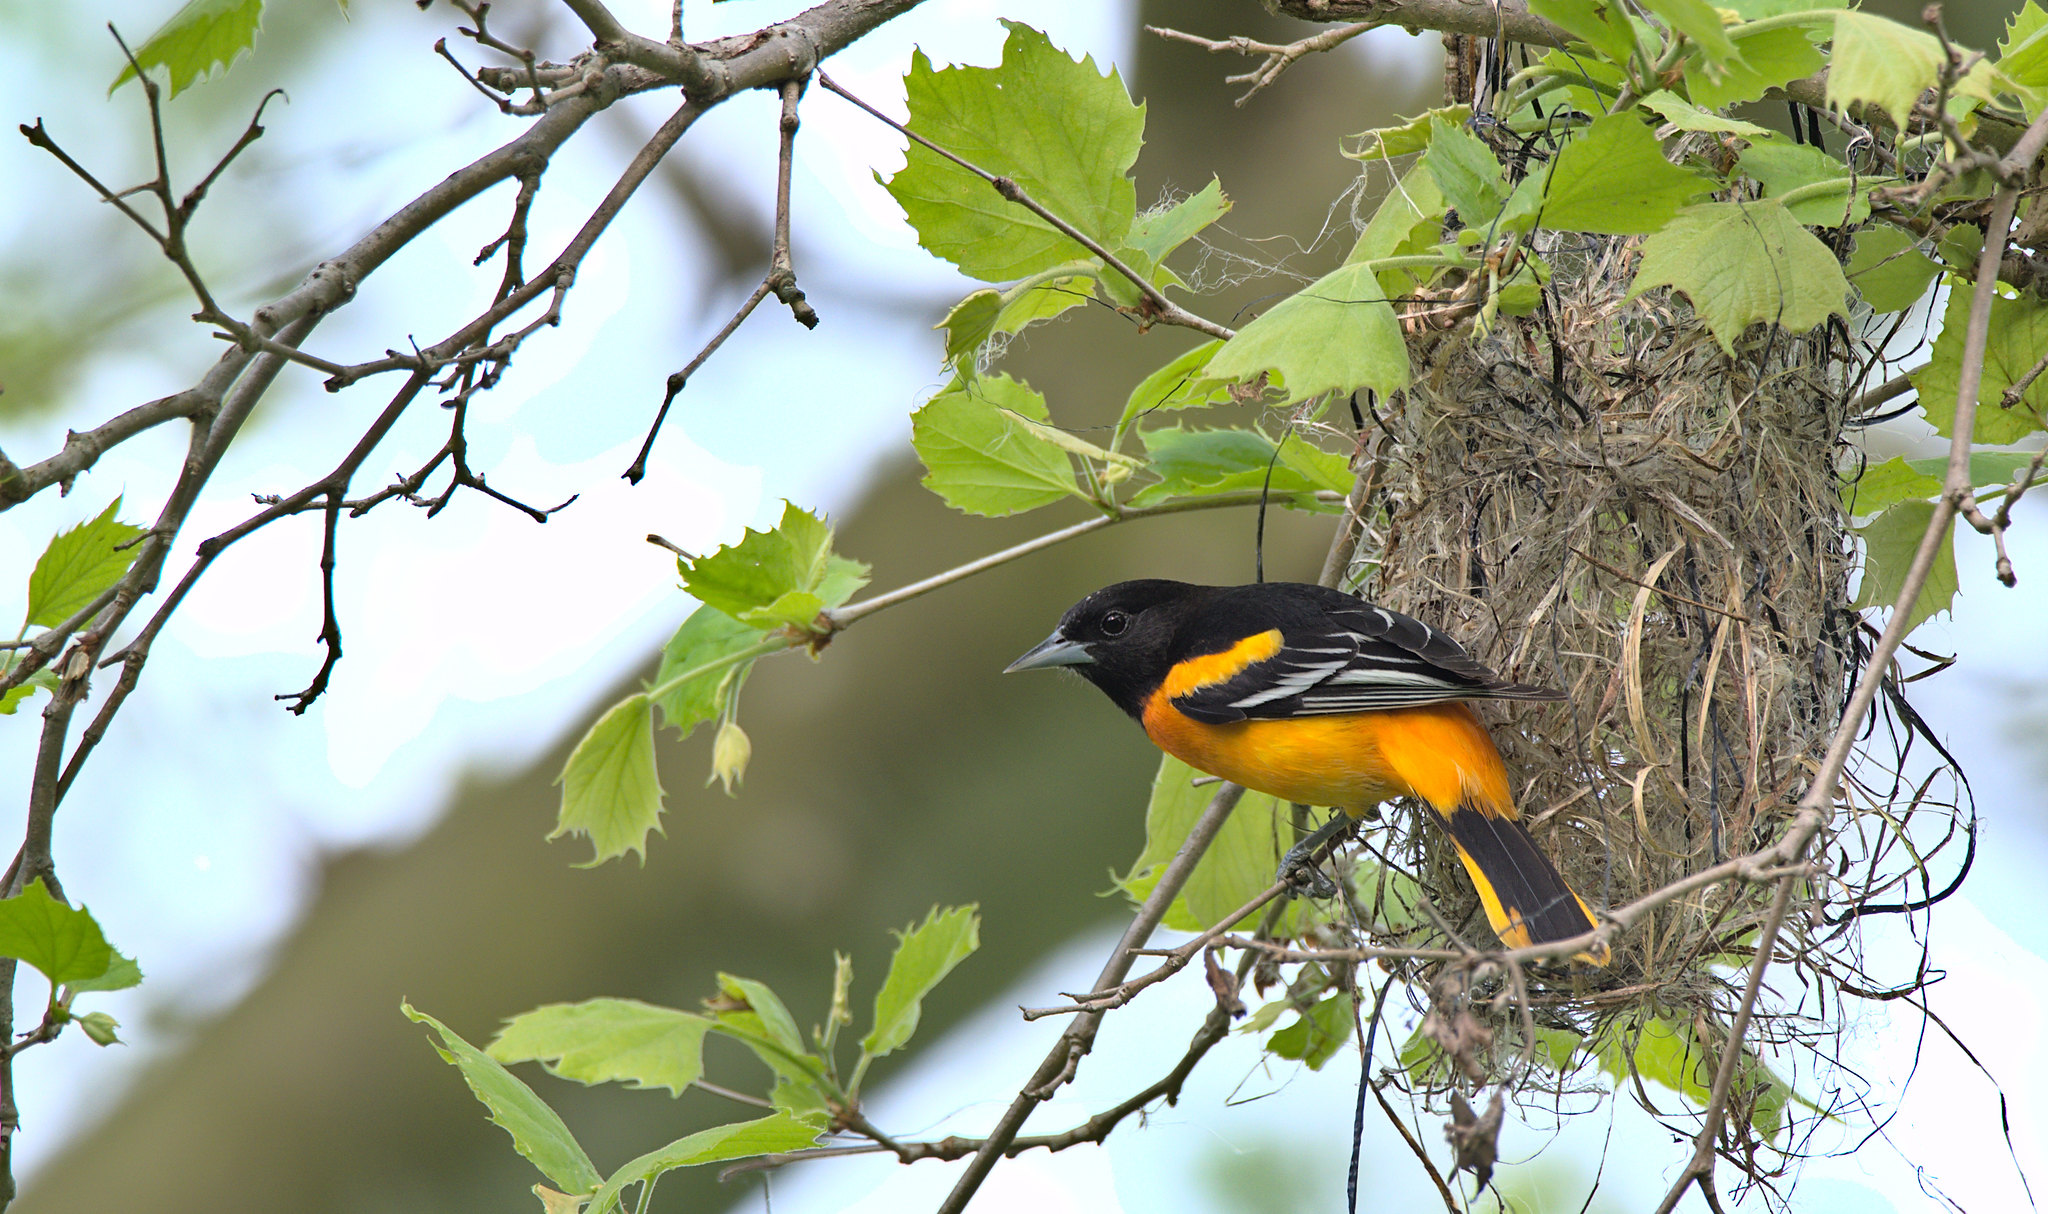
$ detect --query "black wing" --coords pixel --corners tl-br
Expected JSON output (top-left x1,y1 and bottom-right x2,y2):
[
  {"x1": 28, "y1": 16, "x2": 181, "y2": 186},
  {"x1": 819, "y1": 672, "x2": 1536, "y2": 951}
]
[{"x1": 1169, "y1": 585, "x2": 1561, "y2": 724}]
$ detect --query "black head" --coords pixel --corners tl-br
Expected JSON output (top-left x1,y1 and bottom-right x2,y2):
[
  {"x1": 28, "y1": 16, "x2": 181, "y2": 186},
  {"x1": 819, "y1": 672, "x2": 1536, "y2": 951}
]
[{"x1": 1005, "y1": 580, "x2": 1212, "y2": 718}]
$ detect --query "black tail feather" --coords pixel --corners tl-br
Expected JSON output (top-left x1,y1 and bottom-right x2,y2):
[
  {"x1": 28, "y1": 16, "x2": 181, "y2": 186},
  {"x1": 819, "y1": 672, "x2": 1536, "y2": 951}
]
[{"x1": 1440, "y1": 806, "x2": 1600, "y2": 953}]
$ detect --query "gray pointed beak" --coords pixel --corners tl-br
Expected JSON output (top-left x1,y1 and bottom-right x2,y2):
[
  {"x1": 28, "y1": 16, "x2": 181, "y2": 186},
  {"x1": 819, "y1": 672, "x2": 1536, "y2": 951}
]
[{"x1": 1004, "y1": 629, "x2": 1093, "y2": 674}]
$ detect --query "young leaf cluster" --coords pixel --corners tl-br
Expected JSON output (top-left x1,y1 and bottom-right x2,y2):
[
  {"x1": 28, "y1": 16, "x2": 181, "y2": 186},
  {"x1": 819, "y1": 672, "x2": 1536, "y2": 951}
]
[{"x1": 406, "y1": 906, "x2": 979, "y2": 1211}]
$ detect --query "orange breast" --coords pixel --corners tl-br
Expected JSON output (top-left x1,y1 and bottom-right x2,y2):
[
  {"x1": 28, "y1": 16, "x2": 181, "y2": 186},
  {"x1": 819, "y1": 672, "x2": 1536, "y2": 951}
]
[{"x1": 1139, "y1": 695, "x2": 1516, "y2": 818}]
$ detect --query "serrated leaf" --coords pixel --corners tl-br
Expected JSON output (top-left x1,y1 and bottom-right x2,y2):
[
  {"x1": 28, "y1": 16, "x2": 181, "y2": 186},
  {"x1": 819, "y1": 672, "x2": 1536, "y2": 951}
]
[
  {"x1": 1344, "y1": 106, "x2": 1470, "y2": 161},
  {"x1": 1266, "y1": 991, "x2": 1355, "y2": 1070},
  {"x1": 1116, "y1": 754, "x2": 1298, "y2": 931},
  {"x1": 585, "y1": 1114, "x2": 821, "y2": 1214},
  {"x1": 1116, "y1": 341, "x2": 1231, "y2": 440},
  {"x1": 650, "y1": 606, "x2": 761, "y2": 740},
  {"x1": 27, "y1": 498, "x2": 146, "y2": 629},
  {"x1": 862, "y1": 905, "x2": 979, "y2": 1058},
  {"x1": 1684, "y1": 22, "x2": 1826, "y2": 109},
  {"x1": 1908, "y1": 288, "x2": 2048, "y2": 444},
  {"x1": 1130, "y1": 427, "x2": 1352, "y2": 510},
  {"x1": 403, "y1": 1002, "x2": 602, "y2": 1194},
  {"x1": 1845, "y1": 229, "x2": 1938, "y2": 313},
  {"x1": 1826, "y1": 12, "x2": 1942, "y2": 125},
  {"x1": 1539, "y1": 114, "x2": 1710, "y2": 234},
  {"x1": 1628, "y1": 200, "x2": 1847, "y2": 352},
  {"x1": 0, "y1": 878, "x2": 111, "y2": 987},
  {"x1": 1638, "y1": 89, "x2": 1772, "y2": 136},
  {"x1": 883, "y1": 22, "x2": 1143, "y2": 281},
  {"x1": 111, "y1": 0, "x2": 264, "y2": 96},
  {"x1": 552, "y1": 694, "x2": 663, "y2": 866},
  {"x1": 1127, "y1": 178, "x2": 1230, "y2": 268},
  {"x1": 1207, "y1": 262, "x2": 1410, "y2": 406},
  {"x1": 66, "y1": 947, "x2": 143, "y2": 994},
  {"x1": 2000, "y1": 1, "x2": 2048, "y2": 90},
  {"x1": 911, "y1": 374, "x2": 1080, "y2": 516},
  {"x1": 489, "y1": 998, "x2": 713, "y2": 1097},
  {"x1": 1530, "y1": 0, "x2": 1640, "y2": 65},
  {"x1": 1420, "y1": 116, "x2": 1508, "y2": 226},
  {"x1": 1852, "y1": 499, "x2": 1956, "y2": 636},
  {"x1": 1738, "y1": 138, "x2": 1871, "y2": 227},
  {"x1": 678, "y1": 504, "x2": 867, "y2": 626}
]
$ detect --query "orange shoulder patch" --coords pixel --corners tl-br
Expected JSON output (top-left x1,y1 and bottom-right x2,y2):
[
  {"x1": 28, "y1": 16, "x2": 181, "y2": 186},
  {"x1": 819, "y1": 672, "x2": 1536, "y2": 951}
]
[{"x1": 1161, "y1": 629, "x2": 1284, "y2": 700}]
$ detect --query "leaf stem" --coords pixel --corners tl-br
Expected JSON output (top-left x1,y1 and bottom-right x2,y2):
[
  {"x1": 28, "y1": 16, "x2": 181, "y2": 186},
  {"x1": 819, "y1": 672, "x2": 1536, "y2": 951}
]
[{"x1": 641, "y1": 637, "x2": 790, "y2": 705}]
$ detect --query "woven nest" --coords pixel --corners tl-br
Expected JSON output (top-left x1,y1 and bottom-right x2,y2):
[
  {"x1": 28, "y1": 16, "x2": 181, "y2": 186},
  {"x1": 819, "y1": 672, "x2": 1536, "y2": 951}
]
[{"x1": 1303, "y1": 223, "x2": 1970, "y2": 1171}]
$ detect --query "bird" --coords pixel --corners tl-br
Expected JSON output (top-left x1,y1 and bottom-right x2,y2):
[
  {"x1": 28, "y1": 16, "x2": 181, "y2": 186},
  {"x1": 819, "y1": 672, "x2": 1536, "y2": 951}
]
[{"x1": 1006, "y1": 579, "x2": 1607, "y2": 963}]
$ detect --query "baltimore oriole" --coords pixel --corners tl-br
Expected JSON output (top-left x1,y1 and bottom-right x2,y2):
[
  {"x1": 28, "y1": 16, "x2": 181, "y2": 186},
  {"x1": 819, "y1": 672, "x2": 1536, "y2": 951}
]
[{"x1": 1007, "y1": 579, "x2": 1606, "y2": 963}]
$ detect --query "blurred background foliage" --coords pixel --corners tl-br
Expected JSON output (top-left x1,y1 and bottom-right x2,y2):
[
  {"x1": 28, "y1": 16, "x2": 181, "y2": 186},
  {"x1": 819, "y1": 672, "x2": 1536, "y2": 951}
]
[{"x1": 1, "y1": 0, "x2": 2038, "y2": 1211}]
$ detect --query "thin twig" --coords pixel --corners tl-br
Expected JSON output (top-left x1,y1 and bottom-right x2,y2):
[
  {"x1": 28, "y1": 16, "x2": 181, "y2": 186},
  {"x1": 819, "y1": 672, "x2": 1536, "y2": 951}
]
[{"x1": 1146, "y1": 22, "x2": 1373, "y2": 106}]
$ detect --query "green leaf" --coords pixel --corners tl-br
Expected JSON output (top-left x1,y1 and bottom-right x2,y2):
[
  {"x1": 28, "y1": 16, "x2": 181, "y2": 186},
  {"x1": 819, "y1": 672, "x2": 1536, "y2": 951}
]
[
  {"x1": 1130, "y1": 427, "x2": 1352, "y2": 510},
  {"x1": 403, "y1": 1002, "x2": 602, "y2": 1194},
  {"x1": 1593, "y1": 1015, "x2": 1797, "y2": 1140},
  {"x1": 715, "y1": 974, "x2": 808, "y2": 1059},
  {"x1": 1852, "y1": 499, "x2": 1956, "y2": 636},
  {"x1": 1530, "y1": 0, "x2": 1641, "y2": 65},
  {"x1": 27, "y1": 499, "x2": 146, "y2": 629},
  {"x1": 552, "y1": 694, "x2": 664, "y2": 866},
  {"x1": 1844, "y1": 229, "x2": 1939, "y2": 313},
  {"x1": 1115, "y1": 341, "x2": 1231, "y2": 439},
  {"x1": 1344, "y1": 106, "x2": 1470, "y2": 161},
  {"x1": 1538, "y1": 114, "x2": 1710, "y2": 235},
  {"x1": 1908, "y1": 288, "x2": 2048, "y2": 444},
  {"x1": 0, "y1": 668, "x2": 59, "y2": 716},
  {"x1": 678, "y1": 503, "x2": 866, "y2": 627},
  {"x1": 1207, "y1": 262, "x2": 1410, "y2": 405},
  {"x1": 1637, "y1": 89, "x2": 1773, "y2": 136},
  {"x1": 1628, "y1": 200, "x2": 1848, "y2": 353},
  {"x1": 1737, "y1": 137, "x2": 1871, "y2": 227},
  {"x1": 1905, "y1": 452, "x2": 2046, "y2": 489},
  {"x1": 861, "y1": 905, "x2": 980, "y2": 1058},
  {"x1": 1842, "y1": 456, "x2": 1939, "y2": 516},
  {"x1": 1420, "y1": 116, "x2": 1508, "y2": 226},
  {"x1": 883, "y1": 22, "x2": 1144, "y2": 281},
  {"x1": 1117, "y1": 754, "x2": 1296, "y2": 931},
  {"x1": 77, "y1": 1010, "x2": 122, "y2": 1046},
  {"x1": 1266, "y1": 991, "x2": 1355, "y2": 1070},
  {"x1": 0, "y1": 878, "x2": 112, "y2": 987},
  {"x1": 66, "y1": 947, "x2": 143, "y2": 994},
  {"x1": 488, "y1": 998, "x2": 713, "y2": 1097},
  {"x1": 1126, "y1": 178, "x2": 1230, "y2": 268},
  {"x1": 994, "y1": 276, "x2": 1091, "y2": 334},
  {"x1": 1348, "y1": 162, "x2": 1447, "y2": 266},
  {"x1": 650, "y1": 606, "x2": 760, "y2": 740},
  {"x1": 1685, "y1": 22, "x2": 1826, "y2": 109},
  {"x1": 911, "y1": 374, "x2": 1081, "y2": 516},
  {"x1": 585, "y1": 1114, "x2": 821, "y2": 1214},
  {"x1": 111, "y1": 0, "x2": 264, "y2": 96},
  {"x1": 937, "y1": 290, "x2": 1000, "y2": 367},
  {"x1": 1826, "y1": 12, "x2": 1942, "y2": 125},
  {"x1": 1640, "y1": 0, "x2": 1741, "y2": 71},
  {"x1": 1531, "y1": 1026, "x2": 1583, "y2": 1072},
  {"x1": 1398, "y1": 1023, "x2": 1451, "y2": 1083}
]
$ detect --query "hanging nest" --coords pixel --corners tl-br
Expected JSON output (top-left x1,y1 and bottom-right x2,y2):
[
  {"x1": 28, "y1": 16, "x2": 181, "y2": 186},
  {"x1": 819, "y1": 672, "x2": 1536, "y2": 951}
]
[{"x1": 1314, "y1": 221, "x2": 1973, "y2": 1177}]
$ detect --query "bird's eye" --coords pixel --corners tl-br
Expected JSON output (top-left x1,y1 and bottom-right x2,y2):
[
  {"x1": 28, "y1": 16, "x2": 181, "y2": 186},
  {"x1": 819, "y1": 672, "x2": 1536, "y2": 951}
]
[{"x1": 1100, "y1": 610, "x2": 1129, "y2": 637}]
